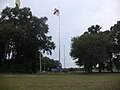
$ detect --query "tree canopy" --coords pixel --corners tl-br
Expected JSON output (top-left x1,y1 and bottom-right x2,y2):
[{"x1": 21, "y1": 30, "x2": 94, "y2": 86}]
[
  {"x1": 109, "y1": 21, "x2": 120, "y2": 71},
  {"x1": 70, "y1": 25, "x2": 113, "y2": 72},
  {"x1": 0, "y1": 6, "x2": 55, "y2": 73}
]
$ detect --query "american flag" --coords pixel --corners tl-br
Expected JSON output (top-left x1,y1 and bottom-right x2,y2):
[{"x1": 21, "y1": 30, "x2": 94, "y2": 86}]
[{"x1": 53, "y1": 8, "x2": 60, "y2": 16}]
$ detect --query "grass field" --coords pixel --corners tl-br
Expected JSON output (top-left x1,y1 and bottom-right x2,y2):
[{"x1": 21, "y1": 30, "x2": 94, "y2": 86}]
[{"x1": 0, "y1": 73, "x2": 120, "y2": 90}]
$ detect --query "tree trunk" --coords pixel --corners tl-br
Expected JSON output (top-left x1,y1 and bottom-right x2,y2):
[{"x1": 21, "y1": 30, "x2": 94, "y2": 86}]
[
  {"x1": 110, "y1": 57, "x2": 113, "y2": 73},
  {"x1": 99, "y1": 69, "x2": 101, "y2": 73},
  {"x1": 84, "y1": 64, "x2": 88, "y2": 73},
  {"x1": 98, "y1": 63, "x2": 102, "y2": 73},
  {"x1": 88, "y1": 65, "x2": 92, "y2": 73}
]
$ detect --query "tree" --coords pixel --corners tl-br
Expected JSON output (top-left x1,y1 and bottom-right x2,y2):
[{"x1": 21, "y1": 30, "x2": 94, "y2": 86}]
[
  {"x1": 0, "y1": 6, "x2": 55, "y2": 73},
  {"x1": 41, "y1": 57, "x2": 59, "y2": 71},
  {"x1": 70, "y1": 25, "x2": 112, "y2": 73},
  {"x1": 110, "y1": 21, "x2": 120, "y2": 46},
  {"x1": 109, "y1": 21, "x2": 120, "y2": 72},
  {"x1": 113, "y1": 55, "x2": 120, "y2": 72},
  {"x1": 88, "y1": 25, "x2": 102, "y2": 34}
]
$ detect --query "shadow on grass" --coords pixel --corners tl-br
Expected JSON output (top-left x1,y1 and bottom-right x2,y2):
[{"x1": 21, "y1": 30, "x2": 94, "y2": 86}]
[{"x1": 0, "y1": 71, "x2": 120, "y2": 76}]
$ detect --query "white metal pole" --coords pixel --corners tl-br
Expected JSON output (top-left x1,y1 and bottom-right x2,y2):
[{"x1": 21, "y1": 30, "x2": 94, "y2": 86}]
[
  {"x1": 64, "y1": 45, "x2": 65, "y2": 69},
  {"x1": 58, "y1": 7, "x2": 61, "y2": 72}
]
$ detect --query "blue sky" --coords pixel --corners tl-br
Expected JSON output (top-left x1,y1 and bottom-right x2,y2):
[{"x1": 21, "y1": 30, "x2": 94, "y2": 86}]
[{"x1": 0, "y1": 0, "x2": 120, "y2": 68}]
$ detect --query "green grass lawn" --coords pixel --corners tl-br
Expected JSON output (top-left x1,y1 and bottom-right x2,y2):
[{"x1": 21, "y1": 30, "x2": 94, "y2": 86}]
[{"x1": 0, "y1": 73, "x2": 120, "y2": 90}]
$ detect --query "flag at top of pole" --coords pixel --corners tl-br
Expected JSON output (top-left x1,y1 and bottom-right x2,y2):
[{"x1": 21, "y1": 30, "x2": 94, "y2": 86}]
[
  {"x1": 15, "y1": 0, "x2": 20, "y2": 8},
  {"x1": 53, "y1": 7, "x2": 61, "y2": 72},
  {"x1": 53, "y1": 8, "x2": 60, "y2": 16}
]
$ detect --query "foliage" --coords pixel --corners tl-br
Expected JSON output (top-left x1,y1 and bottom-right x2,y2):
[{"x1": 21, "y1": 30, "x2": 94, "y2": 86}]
[
  {"x1": 0, "y1": 6, "x2": 55, "y2": 73},
  {"x1": 70, "y1": 25, "x2": 112, "y2": 72},
  {"x1": 110, "y1": 21, "x2": 120, "y2": 47},
  {"x1": 41, "y1": 57, "x2": 59, "y2": 71},
  {"x1": 113, "y1": 56, "x2": 120, "y2": 72},
  {"x1": 109, "y1": 21, "x2": 120, "y2": 72}
]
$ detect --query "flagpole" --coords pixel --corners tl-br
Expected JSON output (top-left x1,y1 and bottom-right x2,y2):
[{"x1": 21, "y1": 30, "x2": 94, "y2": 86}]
[
  {"x1": 64, "y1": 45, "x2": 65, "y2": 69},
  {"x1": 53, "y1": 7, "x2": 61, "y2": 72},
  {"x1": 58, "y1": 6, "x2": 61, "y2": 72}
]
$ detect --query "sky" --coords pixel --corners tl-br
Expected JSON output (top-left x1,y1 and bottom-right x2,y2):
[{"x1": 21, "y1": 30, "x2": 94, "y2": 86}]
[{"x1": 0, "y1": 0, "x2": 120, "y2": 68}]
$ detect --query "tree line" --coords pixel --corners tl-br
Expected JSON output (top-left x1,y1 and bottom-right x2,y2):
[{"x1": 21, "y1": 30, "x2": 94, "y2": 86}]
[
  {"x1": 0, "y1": 6, "x2": 59, "y2": 73},
  {"x1": 70, "y1": 23, "x2": 120, "y2": 73},
  {"x1": 0, "y1": 6, "x2": 120, "y2": 73}
]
